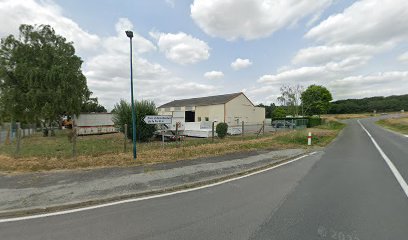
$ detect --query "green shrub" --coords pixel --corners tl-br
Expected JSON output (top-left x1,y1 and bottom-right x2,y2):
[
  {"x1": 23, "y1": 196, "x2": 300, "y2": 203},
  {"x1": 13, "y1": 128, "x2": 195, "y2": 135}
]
[
  {"x1": 112, "y1": 99, "x2": 157, "y2": 142},
  {"x1": 216, "y1": 122, "x2": 228, "y2": 139},
  {"x1": 308, "y1": 117, "x2": 322, "y2": 127}
]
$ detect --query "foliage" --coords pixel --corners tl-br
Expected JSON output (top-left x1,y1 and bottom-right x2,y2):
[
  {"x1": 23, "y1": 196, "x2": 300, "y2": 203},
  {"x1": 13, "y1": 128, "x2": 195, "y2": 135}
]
[
  {"x1": 216, "y1": 122, "x2": 228, "y2": 139},
  {"x1": 277, "y1": 85, "x2": 304, "y2": 117},
  {"x1": 0, "y1": 24, "x2": 89, "y2": 126},
  {"x1": 256, "y1": 103, "x2": 276, "y2": 118},
  {"x1": 301, "y1": 85, "x2": 333, "y2": 116},
  {"x1": 329, "y1": 94, "x2": 408, "y2": 114},
  {"x1": 271, "y1": 106, "x2": 287, "y2": 119},
  {"x1": 81, "y1": 96, "x2": 107, "y2": 113},
  {"x1": 112, "y1": 99, "x2": 157, "y2": 142},
  {"x1": 308, "y1": 117, "x2": 323, "y2": 128}
]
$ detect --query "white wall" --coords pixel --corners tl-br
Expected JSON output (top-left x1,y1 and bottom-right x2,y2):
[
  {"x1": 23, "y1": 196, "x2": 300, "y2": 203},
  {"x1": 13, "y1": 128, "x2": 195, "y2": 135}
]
[
  {"x1": 195, "y1": 104, "x2": 224, "y2": 122},
  {"x1": 225, "y1": 94, "x2": 265, "y2": 125}
]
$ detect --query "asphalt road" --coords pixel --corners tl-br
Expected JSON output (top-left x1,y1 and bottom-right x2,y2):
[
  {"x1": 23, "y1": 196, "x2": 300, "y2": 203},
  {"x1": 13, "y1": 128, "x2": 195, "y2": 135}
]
[{"x1": 1, "y1": 118, "x2": 408, "y2": 240}]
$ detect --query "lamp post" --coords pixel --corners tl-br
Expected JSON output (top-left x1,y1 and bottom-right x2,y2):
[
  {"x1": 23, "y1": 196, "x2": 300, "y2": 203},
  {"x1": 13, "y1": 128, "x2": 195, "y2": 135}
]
[{"x1": 125, "y1": 30, "x2": 137, "y2": 159}]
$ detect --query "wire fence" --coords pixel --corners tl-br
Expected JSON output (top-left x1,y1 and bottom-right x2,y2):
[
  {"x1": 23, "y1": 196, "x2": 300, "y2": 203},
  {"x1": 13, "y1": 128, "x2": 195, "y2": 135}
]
[{"x1": 0, "y1": 121, "x2": 298, "y2": 159}]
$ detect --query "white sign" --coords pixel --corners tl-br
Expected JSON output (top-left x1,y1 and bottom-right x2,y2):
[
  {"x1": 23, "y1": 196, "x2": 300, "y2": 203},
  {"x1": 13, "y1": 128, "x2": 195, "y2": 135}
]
[{"x1": 143, "y1": 115, "x2": 172, "y2": 124}]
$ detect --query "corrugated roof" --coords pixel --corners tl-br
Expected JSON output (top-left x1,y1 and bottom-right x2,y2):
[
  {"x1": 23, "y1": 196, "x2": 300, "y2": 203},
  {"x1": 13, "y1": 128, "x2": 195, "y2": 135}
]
[{"x1": 158, "y1": 92, "x2": 243, "y2": 108}]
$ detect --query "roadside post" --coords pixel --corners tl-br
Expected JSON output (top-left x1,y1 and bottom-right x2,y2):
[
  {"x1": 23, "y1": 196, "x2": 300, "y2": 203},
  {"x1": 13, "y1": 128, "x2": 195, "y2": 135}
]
[
  {"x1": 143, "y1": 115, "x2": 172, "y2": 148},
  {"x1": 308, "y1": 132, "x2": 312, "y2": 146}
]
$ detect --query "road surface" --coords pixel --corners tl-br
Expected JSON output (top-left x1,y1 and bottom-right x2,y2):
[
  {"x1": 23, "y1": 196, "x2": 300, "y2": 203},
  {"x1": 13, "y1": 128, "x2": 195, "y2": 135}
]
[{"x1": 1, "y1": 118, "x2": 408, "y2": 240}]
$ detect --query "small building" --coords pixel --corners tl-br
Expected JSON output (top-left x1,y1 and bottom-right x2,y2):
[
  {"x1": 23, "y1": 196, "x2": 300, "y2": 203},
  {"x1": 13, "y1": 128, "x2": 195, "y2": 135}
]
[
  {"x1": 157, "y1": 92, "x2": 265, "y2": 126},
  {"x1": 73, "y1": 113, "x2": 117, "y2": 135}
]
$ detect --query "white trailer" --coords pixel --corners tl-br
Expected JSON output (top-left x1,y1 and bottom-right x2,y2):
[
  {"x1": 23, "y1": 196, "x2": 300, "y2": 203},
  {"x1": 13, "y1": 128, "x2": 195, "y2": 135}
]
[{"x1": 73, "y1": 113, "x2": 117, "y2": 136}]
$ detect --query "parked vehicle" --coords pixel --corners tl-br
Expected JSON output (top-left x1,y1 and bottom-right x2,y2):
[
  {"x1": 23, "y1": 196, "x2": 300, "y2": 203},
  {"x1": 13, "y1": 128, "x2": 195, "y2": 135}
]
[{"x1": 272, "y1": 120, "x2": 295, "y2": 128}]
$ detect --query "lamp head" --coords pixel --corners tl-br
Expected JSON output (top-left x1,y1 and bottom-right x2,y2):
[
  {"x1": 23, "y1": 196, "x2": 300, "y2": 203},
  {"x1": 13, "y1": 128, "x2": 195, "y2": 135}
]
[{"x1": 125, "y1": 30, "x2": 134, "y2": 38}]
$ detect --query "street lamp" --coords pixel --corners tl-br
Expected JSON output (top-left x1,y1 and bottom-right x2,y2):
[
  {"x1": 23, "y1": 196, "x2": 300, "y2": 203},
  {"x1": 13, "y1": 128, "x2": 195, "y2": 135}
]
[{"x1": 125, "y1": 30, "x2": 137, "y2": 159}]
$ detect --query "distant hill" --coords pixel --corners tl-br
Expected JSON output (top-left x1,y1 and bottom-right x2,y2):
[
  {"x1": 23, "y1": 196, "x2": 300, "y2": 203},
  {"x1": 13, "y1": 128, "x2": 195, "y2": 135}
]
[{"x1": 329, "y1": 94, "x2": 408, "y2": 114}]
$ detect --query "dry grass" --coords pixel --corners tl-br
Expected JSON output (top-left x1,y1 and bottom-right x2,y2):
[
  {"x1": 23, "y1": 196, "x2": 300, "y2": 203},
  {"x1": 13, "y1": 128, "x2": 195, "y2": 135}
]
[
  {"x1": 0, "y1": 123, "x2": 343, "y2": 173},
  {"x1": 323, "y1": 113, "x2": 374, "y2": 120},
  {"x1": 376, "y1": 117, "x2": 408, "y2": 135}
]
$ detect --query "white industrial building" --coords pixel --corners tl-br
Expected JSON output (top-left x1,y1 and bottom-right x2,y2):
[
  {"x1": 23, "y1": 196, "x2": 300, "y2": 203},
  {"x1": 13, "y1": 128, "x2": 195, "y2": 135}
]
[{"x1": 158, "y1": 92, "x2": 265, "y2": 135}]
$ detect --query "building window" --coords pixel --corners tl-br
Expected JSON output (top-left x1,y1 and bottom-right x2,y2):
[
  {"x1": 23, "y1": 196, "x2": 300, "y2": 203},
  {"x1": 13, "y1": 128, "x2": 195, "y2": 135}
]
[
  {"x1": 165, "y1": 108, "x2": 171, "y2": 112},
  {"x1": 198, "y1": 117, "x2": 201, "y2": 121},
  {"x1": 175, "y1": 107, "x2": 181, "y2": 111},
  {"x1": 205, "y1": 117, "x2": 209, "y2": 121}
]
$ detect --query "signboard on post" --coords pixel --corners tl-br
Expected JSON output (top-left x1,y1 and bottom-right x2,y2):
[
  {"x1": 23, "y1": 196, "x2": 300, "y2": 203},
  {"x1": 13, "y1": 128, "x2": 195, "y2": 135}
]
[{"x1": 143, "y1": 115, "x2": 172, "y2": 124}]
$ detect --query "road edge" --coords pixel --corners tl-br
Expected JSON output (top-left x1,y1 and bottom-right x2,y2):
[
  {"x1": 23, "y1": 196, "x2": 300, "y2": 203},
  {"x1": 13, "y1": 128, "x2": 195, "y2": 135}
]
[{"x1": 0, "y1": 151, "x2": 319, "y2": 221}]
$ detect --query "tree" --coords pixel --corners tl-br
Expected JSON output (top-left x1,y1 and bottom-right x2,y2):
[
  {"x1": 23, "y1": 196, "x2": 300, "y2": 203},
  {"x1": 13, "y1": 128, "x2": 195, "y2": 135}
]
[
  {"x1": 81, "y1": 95, "x2": 107, "y2": 113},
  {"x1": 112, "y1": 99, "x2": 158, "y2": 142},
  {"x1": 271, "y1": 106, "x2": 287, "y2": 118},
  {"x1": 277, "y1": 85, "x2": 304, "y2": 117},
  {"x1": 0, "y1": 24, "x2": 89, "y2": 132},
  {"x1": 301, "y1": 85, "x2": 333, "y2": 116}
]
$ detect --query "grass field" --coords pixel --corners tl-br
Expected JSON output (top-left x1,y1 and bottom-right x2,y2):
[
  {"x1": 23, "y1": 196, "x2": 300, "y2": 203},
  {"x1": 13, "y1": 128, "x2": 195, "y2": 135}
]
[
  {"x1": 0, "y1": 121, "x2": 345, "y2": 173},
  {"x1": 376, "y1": 117, "x2": 408, "y2": 135}
]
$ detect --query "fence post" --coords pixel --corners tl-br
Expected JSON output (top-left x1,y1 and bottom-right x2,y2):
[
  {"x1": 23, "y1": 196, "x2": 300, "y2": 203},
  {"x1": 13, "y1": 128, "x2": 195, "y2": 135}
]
[
  {"x1": 242, "y1": 121, "x2": 244, "y2": 138},
  {"x1": 262, "y1": 120, "x2": 265, "y2": 135},
  {"x1": 15, "y1": 126, "x2": 21, "y2": 156},
  {"x1": 5, "y1": 128, "x2": 10, "y2": 145},
  {"x1": 72, "y1": 121, "x2": 77, "y2": 159},
  {"x1": 124, "y1": 124, "x2": 128, "y2": 153},
  {"x1": 212, "y1": 121, "x2": 215, "y2": 142}
]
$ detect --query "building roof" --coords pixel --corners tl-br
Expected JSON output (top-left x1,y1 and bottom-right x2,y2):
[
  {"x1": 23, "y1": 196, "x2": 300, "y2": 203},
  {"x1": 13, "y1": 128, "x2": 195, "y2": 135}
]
[{"x1": 158, "y1": 92, "x2": 244, "y2": 108}]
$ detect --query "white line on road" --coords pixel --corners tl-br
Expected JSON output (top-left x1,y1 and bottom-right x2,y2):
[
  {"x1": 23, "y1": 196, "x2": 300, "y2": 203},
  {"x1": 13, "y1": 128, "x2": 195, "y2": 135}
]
[
  {"x1": 358, "y1": 120, "x2": 408, "y2": 199},
  {"x1": 0, "y1": 152, "x2": 317, "y2": 223}
]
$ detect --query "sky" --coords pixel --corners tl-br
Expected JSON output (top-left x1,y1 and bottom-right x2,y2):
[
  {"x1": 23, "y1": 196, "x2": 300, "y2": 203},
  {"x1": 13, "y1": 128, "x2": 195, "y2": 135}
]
[{"x1": 0, "y1": 0, "x2": 407, "y2": 110}]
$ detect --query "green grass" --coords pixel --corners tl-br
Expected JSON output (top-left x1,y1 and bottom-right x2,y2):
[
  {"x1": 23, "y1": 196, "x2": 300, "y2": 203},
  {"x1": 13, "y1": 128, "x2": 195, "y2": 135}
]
[
  {"x1": 275, "y1": 120, "x2": 345, "y2": 146},
  {"x1": 0, "y1": 122, "x2": 345, "y2": 172}
]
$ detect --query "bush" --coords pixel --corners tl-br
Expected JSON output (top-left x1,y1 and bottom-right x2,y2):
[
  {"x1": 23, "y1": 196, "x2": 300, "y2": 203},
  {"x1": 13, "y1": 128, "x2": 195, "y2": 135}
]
[
  {"x1": 308, "y1": 117, "x2": 322, "y2": 127},
  {"x1": 112, "y1": 99, "x2": 157, "y2": 142},
  {"x1": 216, "y1": 122, "x2": 228, "y2": 139}
]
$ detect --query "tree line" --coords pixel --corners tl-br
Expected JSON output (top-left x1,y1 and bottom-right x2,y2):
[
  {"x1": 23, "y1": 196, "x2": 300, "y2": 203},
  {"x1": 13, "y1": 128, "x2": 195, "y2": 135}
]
[{"x1": 329, "y1": 95, "x2": 408, "y2": 114}]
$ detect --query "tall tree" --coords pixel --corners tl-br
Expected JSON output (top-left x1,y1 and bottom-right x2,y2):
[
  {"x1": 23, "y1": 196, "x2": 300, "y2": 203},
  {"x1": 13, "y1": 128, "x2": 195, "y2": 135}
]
[
  {"x1": 277, "y1": 84, "x2": 304, "y2": 117},
  {"x1": 301, "y1": 85, "x2": 333, "y2": 116},
  {"x1": 81, "y1": 95, "x2": 107, "y2": 113},
  {"x1": 0, "y1": 24, "x2": 89, "y2": 130}
]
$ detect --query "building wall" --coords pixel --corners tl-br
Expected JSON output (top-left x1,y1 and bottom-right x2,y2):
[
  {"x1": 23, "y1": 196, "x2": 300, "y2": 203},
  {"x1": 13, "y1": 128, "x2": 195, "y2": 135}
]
[
  {"x1": 225, "y1": 94, "x2": 265, "y2": 125},
  {"x1": 195, "y1": 104, "x2": 224, "y2": 122}
]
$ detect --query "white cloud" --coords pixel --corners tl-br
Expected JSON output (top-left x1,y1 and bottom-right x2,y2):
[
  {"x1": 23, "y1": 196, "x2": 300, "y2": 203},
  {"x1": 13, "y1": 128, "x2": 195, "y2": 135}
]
[
  {"x1": 204, "y1": 71, "x2": 224, "y2": 80},
  {"x1": 103, "y1": 18, "x2": 156, "y2": 54},
  {"x1": 231, "y1": 58, "x2": 253, "y2": 70},
  {"x1": 398, "y1": 51, "x2": 408, "y2": 63},
  {"x1": 329, "y1": 71, "x2": 408, "y2": 99},
  {"x1": 151, "y1": 32, "x2": 210, "y2": 64},
  {"x1": 292, "y1": 44, "x2": 391, "y2": 66},
  {"x1": 84, "y1": 20, "x2": 216, "y2": 110},
  {"x1": 190, "y1": 0, "x2": 333, "y2": 40},
  {"x1": 306, "y1": 0, "x2": 408, "y2": 45},
  {"x1": 0, "y1": 0, "x2": 100, "y2": 52}
]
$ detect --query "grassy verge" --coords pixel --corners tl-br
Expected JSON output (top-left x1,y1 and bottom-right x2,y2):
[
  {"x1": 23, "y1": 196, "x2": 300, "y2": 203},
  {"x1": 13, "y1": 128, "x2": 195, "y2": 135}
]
[
  {"x1": 376, "y1": 117, "x2": 408, "y2": 135},
  {"x1": 0, "y1": 121, "x2": 345, "y2": 173}
]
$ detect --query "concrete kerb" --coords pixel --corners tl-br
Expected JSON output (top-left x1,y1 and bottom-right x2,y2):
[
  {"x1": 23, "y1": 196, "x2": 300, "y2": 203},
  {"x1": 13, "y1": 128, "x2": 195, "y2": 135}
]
[{"x1": 0, "y1": 149, "x2": 319, "y2": 219}]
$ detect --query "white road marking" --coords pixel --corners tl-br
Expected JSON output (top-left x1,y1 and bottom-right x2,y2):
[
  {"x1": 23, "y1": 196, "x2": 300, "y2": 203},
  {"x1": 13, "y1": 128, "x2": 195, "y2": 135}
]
[
  {"x1": 358, "y1": 120, "x2": 408, "y2": 199},
  {"x1": 0, "y1": 152, "x2": 317, "y2": 223}
]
